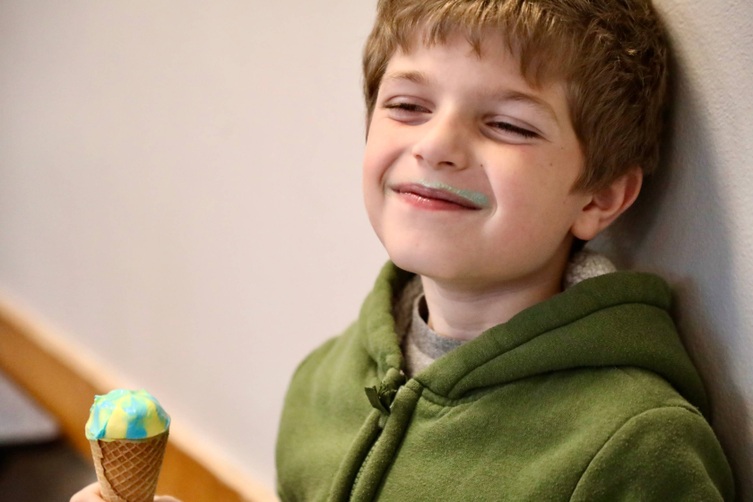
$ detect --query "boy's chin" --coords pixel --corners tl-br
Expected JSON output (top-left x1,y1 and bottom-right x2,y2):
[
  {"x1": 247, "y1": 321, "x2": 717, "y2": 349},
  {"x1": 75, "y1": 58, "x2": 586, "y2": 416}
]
[
  {"x1": 388, "y1": 253, "x2": 422, "y2": 275},
  {"x1": 387, "y1": 245, "x2": 574, "y2": 294},
  {"x1": 389, "y1": 252, "x2": 474, "y2": 284},
  {"x1": 390, "y1": 251, "x2": 438, "y2": 276}
]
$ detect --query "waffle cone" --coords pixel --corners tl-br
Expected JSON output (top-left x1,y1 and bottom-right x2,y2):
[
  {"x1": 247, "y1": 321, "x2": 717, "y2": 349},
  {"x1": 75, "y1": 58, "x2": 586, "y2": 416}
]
[{"x1": 89, "y1": 431, "x2": 169, "y2": 502}]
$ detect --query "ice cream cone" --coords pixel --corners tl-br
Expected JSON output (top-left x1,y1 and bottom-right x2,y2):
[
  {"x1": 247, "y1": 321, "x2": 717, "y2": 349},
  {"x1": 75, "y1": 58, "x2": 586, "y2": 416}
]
[{"x1": 89, "y1": 430, "x2": 169, "y2": 502}]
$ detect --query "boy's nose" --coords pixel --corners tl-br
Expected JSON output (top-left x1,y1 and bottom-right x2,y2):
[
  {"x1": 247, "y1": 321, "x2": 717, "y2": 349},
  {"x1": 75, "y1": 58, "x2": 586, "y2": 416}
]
[{"x1": 411, "y1": 114, "x2": 471, "y2": 170}]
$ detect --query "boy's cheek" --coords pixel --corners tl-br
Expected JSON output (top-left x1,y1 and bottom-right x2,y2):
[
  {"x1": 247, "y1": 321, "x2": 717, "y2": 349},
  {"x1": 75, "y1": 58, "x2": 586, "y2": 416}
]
[{"x1": 361, "y1": 185, "x2": 387, "y2": 237}]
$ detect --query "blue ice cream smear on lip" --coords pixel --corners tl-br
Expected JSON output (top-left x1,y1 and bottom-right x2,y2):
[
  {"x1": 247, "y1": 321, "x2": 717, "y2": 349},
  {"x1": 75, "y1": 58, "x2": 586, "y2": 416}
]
[
  {"x1": 85, "y1": 389, "x2": 170, "y2": 441},
  {"x1": 418, "y1": 179, "x2": 490, "y2": 208}
]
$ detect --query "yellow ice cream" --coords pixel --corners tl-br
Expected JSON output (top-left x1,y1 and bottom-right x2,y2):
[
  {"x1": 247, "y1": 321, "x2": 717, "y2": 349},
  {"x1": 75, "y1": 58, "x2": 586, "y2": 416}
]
[{"x1": 85, "y1": 389, "x2": 170, "y2": 441}]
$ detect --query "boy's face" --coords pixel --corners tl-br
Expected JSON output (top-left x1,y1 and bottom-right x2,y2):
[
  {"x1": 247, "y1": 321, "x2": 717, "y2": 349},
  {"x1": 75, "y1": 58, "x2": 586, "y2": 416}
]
[{"x1": 363, "y1": 32, "x2": 594, "y2": 294}]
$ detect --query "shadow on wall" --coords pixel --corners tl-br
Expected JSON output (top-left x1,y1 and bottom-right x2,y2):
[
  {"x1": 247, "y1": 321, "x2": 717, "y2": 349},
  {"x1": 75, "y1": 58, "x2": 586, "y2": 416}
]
[{"x1": 592, "y1": 50, "x2": 748, "y2": 496}]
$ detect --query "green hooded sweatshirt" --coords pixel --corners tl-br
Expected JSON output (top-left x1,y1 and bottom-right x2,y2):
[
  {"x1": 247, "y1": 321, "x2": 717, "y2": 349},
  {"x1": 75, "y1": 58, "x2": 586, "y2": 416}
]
[{"x1": 276, "y1": 263, "x2": 734, "y2": 501}]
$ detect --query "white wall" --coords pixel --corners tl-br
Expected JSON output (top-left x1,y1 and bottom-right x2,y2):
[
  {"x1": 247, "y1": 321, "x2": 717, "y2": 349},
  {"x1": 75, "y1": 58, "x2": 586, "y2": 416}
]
[
  {"x1": 0, "y1": 0, "x2": 385, "y2": 488},
  {"x1": 1, "y1": 0, "x2": 750, "y2": 496}
]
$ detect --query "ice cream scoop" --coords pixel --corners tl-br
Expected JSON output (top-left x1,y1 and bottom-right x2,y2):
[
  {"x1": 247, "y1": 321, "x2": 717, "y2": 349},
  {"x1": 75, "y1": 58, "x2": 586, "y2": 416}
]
[
  {"x1": 86, "y1": 389, "x2": 171, "y2": 502},
  {"x1": 86, "y1": 389, "x2": 170, "y2": 441}
]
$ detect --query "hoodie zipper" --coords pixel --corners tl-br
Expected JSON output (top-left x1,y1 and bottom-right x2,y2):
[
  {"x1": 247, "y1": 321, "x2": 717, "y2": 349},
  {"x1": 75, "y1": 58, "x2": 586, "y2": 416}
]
[{"x1": 348, "y1": 370, "x2": 406, "y2": 500}]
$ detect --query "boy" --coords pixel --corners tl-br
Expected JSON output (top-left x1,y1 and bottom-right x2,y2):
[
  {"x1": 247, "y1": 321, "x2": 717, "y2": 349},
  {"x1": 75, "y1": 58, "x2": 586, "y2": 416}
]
[{"x1": 276, "y1": 0, "x2": 734, "y2": 501}]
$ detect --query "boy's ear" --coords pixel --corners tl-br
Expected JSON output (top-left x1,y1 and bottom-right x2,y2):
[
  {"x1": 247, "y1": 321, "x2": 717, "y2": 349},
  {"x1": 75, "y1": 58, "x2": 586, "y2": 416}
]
[{"x1": 571, "y1": 167, "x2": 643, "y2": 241}]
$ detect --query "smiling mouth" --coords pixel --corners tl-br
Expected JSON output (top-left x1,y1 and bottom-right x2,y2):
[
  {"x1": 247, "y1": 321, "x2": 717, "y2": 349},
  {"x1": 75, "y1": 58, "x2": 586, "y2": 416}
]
[{"x1": 391, "y1": 180, "x2": 489, "y2": 210}]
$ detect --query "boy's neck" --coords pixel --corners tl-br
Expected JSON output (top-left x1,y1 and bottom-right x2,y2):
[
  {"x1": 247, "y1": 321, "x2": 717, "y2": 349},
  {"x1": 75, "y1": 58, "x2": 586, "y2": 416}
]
[{"x1": 418, "y1": 272, "x2": 563, "y2": 342}]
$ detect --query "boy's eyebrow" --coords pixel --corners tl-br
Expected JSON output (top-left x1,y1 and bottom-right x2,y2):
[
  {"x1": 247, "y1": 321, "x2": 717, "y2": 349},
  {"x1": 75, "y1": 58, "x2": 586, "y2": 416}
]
[
  {"x1": 493, "y1": 90, "x2": 560, "y2": 125},
  {"x1": 382, "y1": 70, "x2": 560, "y2": 125},
  {"x1": 381, "y1": 70, "x2": 428, "y2": 85}
]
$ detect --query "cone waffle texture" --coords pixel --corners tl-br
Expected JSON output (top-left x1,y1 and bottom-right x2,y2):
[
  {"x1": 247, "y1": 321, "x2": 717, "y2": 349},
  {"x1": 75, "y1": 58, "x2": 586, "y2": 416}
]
[{"x1": 90, "y1": 431, "x2": 169, "y2": 502}]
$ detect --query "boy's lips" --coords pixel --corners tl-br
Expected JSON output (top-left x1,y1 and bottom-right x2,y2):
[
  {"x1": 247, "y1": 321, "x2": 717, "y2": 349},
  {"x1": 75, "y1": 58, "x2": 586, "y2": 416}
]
[{"x1": 390, "y1": 180, "x2": 489, "y2": 210}]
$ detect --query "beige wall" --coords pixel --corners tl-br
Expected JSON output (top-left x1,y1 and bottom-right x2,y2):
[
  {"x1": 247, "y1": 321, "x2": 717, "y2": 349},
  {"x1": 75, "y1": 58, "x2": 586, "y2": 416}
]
[
  {"x1": 0, "y1": 0, "x2": 385, "y2": 487},
  {"x1": 1, "y1": 0, "x2": 750, "y2": 495},
  {"x1": 595, "y1": 0, "x2": 753, "y2": 493}
]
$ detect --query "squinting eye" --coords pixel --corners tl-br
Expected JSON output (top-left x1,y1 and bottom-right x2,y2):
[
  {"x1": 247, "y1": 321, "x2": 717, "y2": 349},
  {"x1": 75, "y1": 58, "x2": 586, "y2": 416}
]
[
  {"x1": 384, "y1": 102, "x2": 429, "y2": 114},
  {"x1": 490, "y1": 121, "x2": 539, "y2": 139}
]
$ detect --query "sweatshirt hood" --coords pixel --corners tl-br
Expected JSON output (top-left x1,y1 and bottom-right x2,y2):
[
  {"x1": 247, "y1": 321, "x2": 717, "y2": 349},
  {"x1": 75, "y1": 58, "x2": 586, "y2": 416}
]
[{"x1": 359, "y1": 262, "x2": 710, "y2": 418}]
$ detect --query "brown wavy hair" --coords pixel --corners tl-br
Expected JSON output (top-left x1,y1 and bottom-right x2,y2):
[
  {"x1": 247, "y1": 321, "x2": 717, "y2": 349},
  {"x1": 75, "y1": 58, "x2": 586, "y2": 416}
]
[{"x1": 362, "y1": 0, "x2": 669, "y2": 191}]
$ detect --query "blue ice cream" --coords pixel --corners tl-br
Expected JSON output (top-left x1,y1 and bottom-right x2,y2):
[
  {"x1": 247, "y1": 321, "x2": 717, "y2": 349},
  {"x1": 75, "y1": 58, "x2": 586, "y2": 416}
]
[{"x1": 85, "y1": 389, "x2": 170, "y2": 441}]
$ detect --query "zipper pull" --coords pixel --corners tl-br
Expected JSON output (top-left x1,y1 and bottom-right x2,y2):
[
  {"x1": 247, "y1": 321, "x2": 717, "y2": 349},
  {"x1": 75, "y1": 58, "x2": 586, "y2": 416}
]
[
  {"x1": 364, "y1": 384, "x2": 396, "y2": 415},
  {"x1": 364, "y1": 367, "x2": 406, "y2": 416}
]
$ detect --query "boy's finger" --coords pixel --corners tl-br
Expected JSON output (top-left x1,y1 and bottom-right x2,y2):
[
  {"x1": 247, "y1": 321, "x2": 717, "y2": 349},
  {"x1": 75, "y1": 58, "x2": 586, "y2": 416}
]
[{"x1": 69, "y1": 481, "x2": 104, "y2": 501}]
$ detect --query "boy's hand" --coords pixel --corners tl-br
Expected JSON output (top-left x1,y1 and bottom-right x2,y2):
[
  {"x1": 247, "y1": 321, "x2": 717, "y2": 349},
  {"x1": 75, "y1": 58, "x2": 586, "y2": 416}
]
[
  {"x1": 70, "y1": 482, "x2": 181, "y2": 502},
  {"x1": 70, "y1": 482, "x2": 104, "y2": 502}
]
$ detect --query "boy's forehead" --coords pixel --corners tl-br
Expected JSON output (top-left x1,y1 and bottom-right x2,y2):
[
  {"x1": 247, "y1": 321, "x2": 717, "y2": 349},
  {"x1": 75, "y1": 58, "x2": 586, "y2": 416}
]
[
  {"x1": 383, "y1": 31, "x2": 566, "y2": 94},
  {"x1": 386, "y1": 30, "x2": 506, "y2": 72},
  {"x1": 398, "y1": 27, "x2": 501, "y2": 57},
  {"x1": 387, "y1": 27, "x2": 566, "y2": 90}
]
